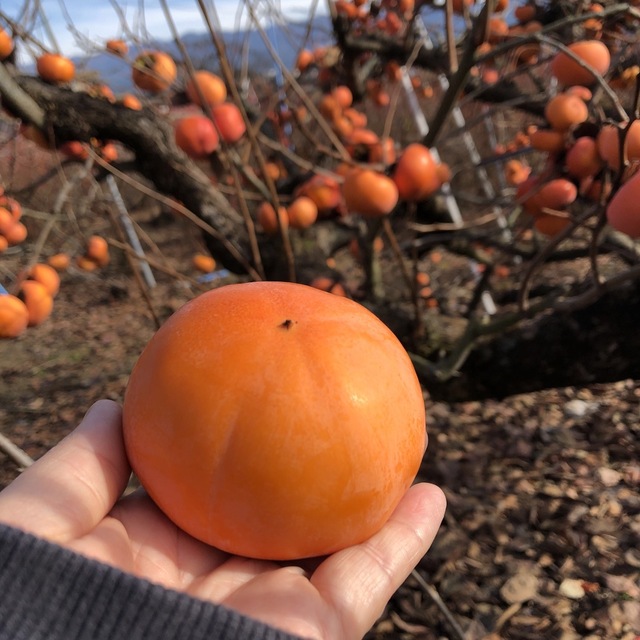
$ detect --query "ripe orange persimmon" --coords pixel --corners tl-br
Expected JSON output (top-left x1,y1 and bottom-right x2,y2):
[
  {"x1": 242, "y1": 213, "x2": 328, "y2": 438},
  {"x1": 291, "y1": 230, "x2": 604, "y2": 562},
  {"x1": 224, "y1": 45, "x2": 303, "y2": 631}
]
[
  {"x1": 0, "y1": 236, "x2": 8, "y2": 253},
  {"x1": 0, "y1": 294, "x2": 29, "y2": 339},
  {"x1": 122, "y1": 281, "x2": 426, "y2": 560},
  {"x1": 2, "y1": 220, "x2": 27, "y2": 246},
  {"x1": 597, "y1": 121, "x2": 640, "y2": 170},
  {"x1": 529, "y1": 128, "x2": 566, "y2": 153},
  {"x1": 534, "y1": 212, "x2": 571, "y2": 236},
  {"x1": 120, "y1": 94, "x2": 142, "y2": 110},
  {"x1": 86, "y1": 235, "x2": 110, "y2": 267},
  {"x1": 295, "y1": 49, "x2": 314, "y2": 72},
  {"x1": 342, "y1": 168, "x2": 399, "y2": 217},
  {"x1": 565, "y1": 136, "x2": 602, "y2": 178},
  {"x1": 211, "y1": 102, "x2": 246, "y2": 143},
  {"x1": 26, "y1": 263, "x2": 60, "y2": 297},
  {"x1": 544, "y1": 93, "x2": 589, "y2": 131},
  {"x1": 309, "y1": 276, "x2": 348, "y2": 296},
  {"x1": 296, "y1": 175, "x2": 343, "y2": 215},
  {"x1": 606, "y1": 170, "x2": 640, "y2": 237},
  {"x1": 393, "y1": 143, "x2": 441, "y2": 201},
  {"x1": 257, "y1": 201, "x2": 288, "y2": 235},
  {"x1": 17, "y1": 280, "x2": 53, "y2": 327},
  {"x1": 287, "y1": 196, "x2": 318, "y2": 229},
  {"x1": 36, "y1": 53, "x2": 75, "y2": 83},
  {"x1": 174, "y1": 115, "x2": 220, "y2": 159},
  {"x1": 185, "y1": 70, "x2": 227, "y2": 107},
  {"x1": 192, "y1": 253, "x2": 216, "y2": 273},
  {"x1": 106, "y1": 39, "x2": 128, "y2": 56},
  {"x1": 0, "y1": 27, "x2": 14, "y2": 60},
  {"x1": 132, "y1": 51, "x2": 176, "y2": 93},
  {"x1": 47, "y1": 253, "x2": 70, "y2": 271},
  {"x1": 550, "y1": 40, "x2": 611, "y2": 87}
]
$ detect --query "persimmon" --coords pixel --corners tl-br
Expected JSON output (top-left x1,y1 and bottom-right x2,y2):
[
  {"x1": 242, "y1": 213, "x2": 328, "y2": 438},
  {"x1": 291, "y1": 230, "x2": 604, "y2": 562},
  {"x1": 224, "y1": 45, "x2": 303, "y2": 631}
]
[
  {"x1": 309, "y1": 276, "x2": 347, "y2": 296},
  {"x1": 452, "y1": 0, "x2": 474, "y2": 13},
  {"x1": 257, "y1": 201, "x2": 288, "y2": 235},
  {"x1": 545, "y1": 93, "x2": 589, "y2": 131},
  {"x1": 175, "y1": 115, "x2": 219, "y2": 159},
  {"x1": 342, "y1": 168, "x2": 399, "y2": 217},
  {"x1": 369, "y1": 137, "x2": 396, "y2": 165},
  {"x1": 17, "y1": 280, "x2": 53, "y2": 327},
  {"x1": 295, "y1": 49, "x2": 314, "y2": 72},
  {"x1": 0, "y1": 294, "x2": 28, "y2": 339},
  {"x1": 534, "y1": 212, "x2": 571, "y2": 236},
  {"x1": 192, "y1": 253, "x2": 216, "y2": 273},
  {"x1": 47, "y1": 253, "x2": 70, "y2": 271},
  {"x1": 122, "y1": 281, "x2": 426, "y2": 560},
  {"x1": 1, "y1": 196, "x2": 21, "y2": 222},
  {"x1": 185, "y1": 70, "x2": 227, "y2": 107},
  {"x1": 2, "y1": 220, "x2": 27, "y2": 246},
  {"x1": 287, "y1": 196, "x2": 318, "y2": 229},
  {"x1": 59, "y1": 140, "x2": 89, "y2": 161},
  {"x1": 211, "y1": 102, "x2": 246, "y2": 143},
  {"x1": 0, "y1": 236, "x2": 7, "y2": 253},
  {"x1": 332, "y1": 85, "x2": 353, "y2": 109},
  {"x1": 0, "y1": 27, "x2": 14, "y2": 60},
  {"x1": 514, "y1": 4, "x2": 536, "y2": 23},
  {"x1": 26, "y1": 263, "x2": 60, "y2": 297},
  {"x1": 121, "y1": 94, "x2": 142, "y2": 110},
  {"x1": 597, "y1": 121, "x2": 640, "y2": 170},
  {"x1": 529, "y1": 128, "x2": 566, "y2": 153},
  {"x1": 550, "y1": 40, "x2": 611, "y2": 87},
  {"x1": 76, "y1": 256, "x2": 99, "y2": 272},
  {"x1": 296, "y1": 175, "x2": 343, "y2": 215},
  {"x1": 36, "y1": 53, "x2": 75, "y2": 83},
  {"x1": 392, "y1": 143, "x2": 441, "y2": 201},
  {"x1": 536, "y1": 179, "x2": 578, "y2": 212},
  {"x1": 132, "y1": 51, "x2": 176, "y2": 93},
  {"x1": 565, "y1": 136, "x2": 602, "y2": 179},
  {"x1": 86, "y1": 235, "x2": 110, "y2": 267},
  {"x1": 606, "y1": 170, "x2": 640, "y2": 237},
  {"x1": 106, "y1": 39, "x2": 128, "y2": 56}
]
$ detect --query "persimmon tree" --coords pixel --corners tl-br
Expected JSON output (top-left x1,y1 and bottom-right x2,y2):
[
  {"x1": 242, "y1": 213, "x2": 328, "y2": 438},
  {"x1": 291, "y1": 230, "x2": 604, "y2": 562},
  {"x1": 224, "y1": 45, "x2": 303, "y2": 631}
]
[{"x1": 1, "y1": 0, "x2": 640, "y2": 400}]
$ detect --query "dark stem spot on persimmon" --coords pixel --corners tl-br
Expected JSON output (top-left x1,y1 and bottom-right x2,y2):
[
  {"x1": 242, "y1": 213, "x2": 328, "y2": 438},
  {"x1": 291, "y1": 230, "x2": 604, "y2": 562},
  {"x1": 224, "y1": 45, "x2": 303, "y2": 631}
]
[{"x1": 279, "y1": 319, "x2": 295, "y2": 330}]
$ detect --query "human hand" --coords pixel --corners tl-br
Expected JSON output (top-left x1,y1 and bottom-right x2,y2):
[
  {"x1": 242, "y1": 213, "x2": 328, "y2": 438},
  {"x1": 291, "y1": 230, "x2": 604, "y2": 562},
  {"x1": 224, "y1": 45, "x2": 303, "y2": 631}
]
[{"x1": 0, "y1": 400, "x2": 446, "y2": 640}]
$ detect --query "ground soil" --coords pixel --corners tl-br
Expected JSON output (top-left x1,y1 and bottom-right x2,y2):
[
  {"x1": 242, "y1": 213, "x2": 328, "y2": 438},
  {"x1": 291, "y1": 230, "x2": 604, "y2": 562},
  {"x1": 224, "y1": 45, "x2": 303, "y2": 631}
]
[{"x1": 0, "y1": 147, "x2": 639, "y2": 640}]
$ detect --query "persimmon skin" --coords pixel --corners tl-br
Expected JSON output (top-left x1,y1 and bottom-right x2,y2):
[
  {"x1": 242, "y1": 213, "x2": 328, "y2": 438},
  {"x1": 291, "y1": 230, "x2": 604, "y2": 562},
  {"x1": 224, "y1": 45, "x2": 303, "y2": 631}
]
[{"x1": 122, "y1": 281, "x2": 426, "y2": 561}]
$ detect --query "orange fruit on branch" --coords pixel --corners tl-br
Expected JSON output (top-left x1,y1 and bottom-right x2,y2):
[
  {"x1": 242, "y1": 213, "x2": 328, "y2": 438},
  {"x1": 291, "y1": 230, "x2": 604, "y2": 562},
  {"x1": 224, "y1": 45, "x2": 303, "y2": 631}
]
[
  {"x1": 342, "y1": 168, "x2": 399, "y2": 217},
  {"x1": 132, "y1": 51, "x2": 176, "y2": 93},
  {"x1": 174, "y1": 115, "x2": 220, "y2": 159},
  {"x1": 392, "y1": 143, "x2": 441, "y2": 201},
  {"x1": 185, "y1": 70, "x2": 227, "y2": 107},
  {"x1": 0, "y1": 27, "x2": 14, "y2": 60},
  {"x1": 122, "y1": 281, "x2": 426, "y2": 560},
  {"x1": 17, "y1": 280, "x2": 53, "y2": 327},
  {"x1": 36, "y1": 53, "x2": 75, "y2": 83},
  {"x1": 0, "y1": 294, "x2": 28, "y2": 339},
  {"x1": 550, "y1": 40, "x2": 611, "y2": 87}
]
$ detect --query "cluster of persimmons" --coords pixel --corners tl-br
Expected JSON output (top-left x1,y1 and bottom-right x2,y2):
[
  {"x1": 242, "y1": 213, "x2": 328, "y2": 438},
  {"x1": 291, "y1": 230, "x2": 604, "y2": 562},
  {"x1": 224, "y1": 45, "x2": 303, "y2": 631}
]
[{"x1": 0, "y1": 227, "x2": 110, "y2": 339}]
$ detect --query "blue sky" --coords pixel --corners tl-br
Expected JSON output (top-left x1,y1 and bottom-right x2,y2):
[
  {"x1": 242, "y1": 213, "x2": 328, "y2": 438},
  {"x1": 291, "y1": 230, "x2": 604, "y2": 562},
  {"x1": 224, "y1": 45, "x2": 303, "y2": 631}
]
[{"x1": 8, "y1": 0, "x2": 325, "y2": 60}]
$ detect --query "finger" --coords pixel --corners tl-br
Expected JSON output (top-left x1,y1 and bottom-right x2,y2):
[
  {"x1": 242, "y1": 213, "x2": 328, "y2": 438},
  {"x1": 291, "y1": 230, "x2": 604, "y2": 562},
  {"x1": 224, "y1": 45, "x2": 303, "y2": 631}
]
[
  {"x1": 312, "y1": 483, "x2": 446, "y2": 639},
  {"x1": 0, "y1": 400, "x2": 131, "y2": 542}
]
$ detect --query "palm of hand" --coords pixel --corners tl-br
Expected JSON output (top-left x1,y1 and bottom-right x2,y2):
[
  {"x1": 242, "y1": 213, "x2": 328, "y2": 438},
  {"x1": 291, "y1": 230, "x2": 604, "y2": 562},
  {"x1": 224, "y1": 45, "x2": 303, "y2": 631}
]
[{"x1": 0, "y1": 401, "x2": 445, "y2": 640}]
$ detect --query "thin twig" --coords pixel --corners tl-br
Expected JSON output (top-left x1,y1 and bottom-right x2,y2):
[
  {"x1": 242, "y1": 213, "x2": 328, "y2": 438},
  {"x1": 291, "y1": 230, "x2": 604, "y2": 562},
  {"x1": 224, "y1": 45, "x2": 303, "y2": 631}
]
[
  {"x1": 0, "y1": 432, "x2": 34, "y2": 470},
  {"x1": 410, "y1": 569, "x2": 466, "y2": 640}
]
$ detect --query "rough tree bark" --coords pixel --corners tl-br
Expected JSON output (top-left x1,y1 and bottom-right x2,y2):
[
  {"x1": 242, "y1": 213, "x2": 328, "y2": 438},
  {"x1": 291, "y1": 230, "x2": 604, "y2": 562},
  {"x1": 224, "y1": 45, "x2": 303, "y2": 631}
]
[{"x1": 415, "y1": 281, "x2": 640, "y2": 402}]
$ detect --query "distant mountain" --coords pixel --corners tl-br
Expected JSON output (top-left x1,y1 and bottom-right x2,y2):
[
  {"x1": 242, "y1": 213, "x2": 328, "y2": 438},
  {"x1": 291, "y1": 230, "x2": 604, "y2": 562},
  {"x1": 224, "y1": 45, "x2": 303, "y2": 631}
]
[{"x1": 70, "y1": 16, "x2": 335, "y2": 94}]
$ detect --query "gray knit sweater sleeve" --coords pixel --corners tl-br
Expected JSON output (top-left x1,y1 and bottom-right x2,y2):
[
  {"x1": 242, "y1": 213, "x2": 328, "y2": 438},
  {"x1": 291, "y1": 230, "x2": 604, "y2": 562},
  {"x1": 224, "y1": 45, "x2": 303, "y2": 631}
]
[{"x1": 0, "y1": 524, "x2": 306, "y2": 640}]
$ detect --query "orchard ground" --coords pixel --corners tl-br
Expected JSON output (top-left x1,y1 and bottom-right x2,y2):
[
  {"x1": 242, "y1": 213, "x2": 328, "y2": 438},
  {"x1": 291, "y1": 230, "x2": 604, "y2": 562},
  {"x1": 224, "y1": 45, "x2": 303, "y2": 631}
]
[{"x1": 1, "y1": 138, "x2": 639, "y2": 640}]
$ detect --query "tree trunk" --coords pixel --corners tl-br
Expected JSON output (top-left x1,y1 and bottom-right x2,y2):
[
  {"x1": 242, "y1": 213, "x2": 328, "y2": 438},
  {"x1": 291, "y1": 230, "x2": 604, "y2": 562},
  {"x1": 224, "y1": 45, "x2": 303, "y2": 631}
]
[{"x1": 421, "y1": 281, "x2": 640, "y2": 402}]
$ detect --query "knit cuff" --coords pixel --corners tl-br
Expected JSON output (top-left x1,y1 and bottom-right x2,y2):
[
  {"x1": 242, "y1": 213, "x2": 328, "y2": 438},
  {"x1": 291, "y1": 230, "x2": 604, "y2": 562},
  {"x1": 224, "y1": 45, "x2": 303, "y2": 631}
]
[{"x1": 0, "y1": 524, "x2": 304, "y2": 640}]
